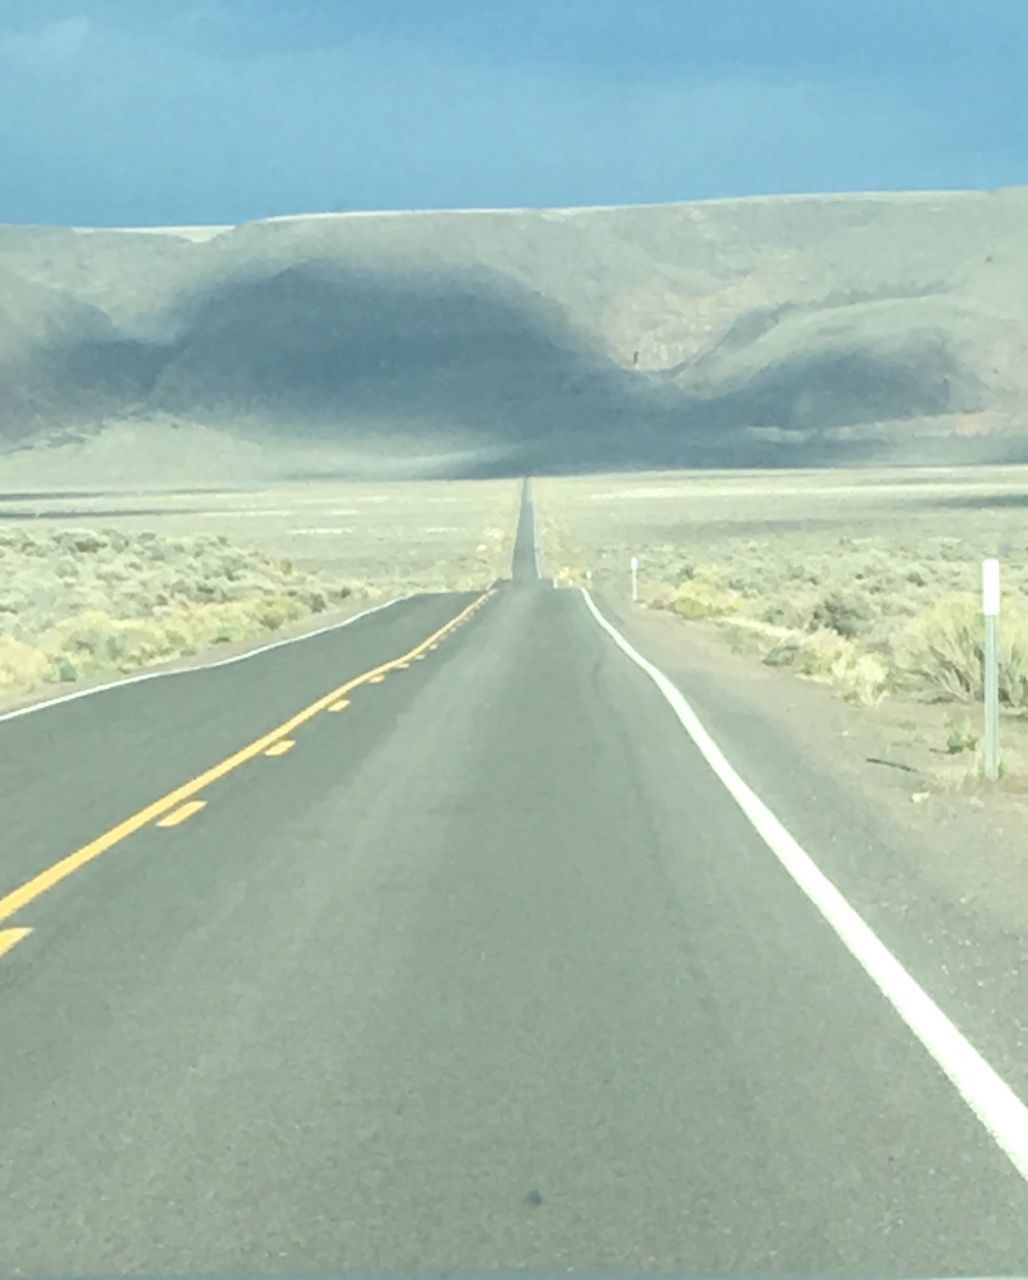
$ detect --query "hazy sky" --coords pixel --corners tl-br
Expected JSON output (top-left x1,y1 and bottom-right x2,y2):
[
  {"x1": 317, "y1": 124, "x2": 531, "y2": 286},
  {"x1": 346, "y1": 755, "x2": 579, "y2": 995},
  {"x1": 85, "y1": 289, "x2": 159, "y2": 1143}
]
[{"x1": 2, "y1": 0, "x2": 1027, "y2": 226}]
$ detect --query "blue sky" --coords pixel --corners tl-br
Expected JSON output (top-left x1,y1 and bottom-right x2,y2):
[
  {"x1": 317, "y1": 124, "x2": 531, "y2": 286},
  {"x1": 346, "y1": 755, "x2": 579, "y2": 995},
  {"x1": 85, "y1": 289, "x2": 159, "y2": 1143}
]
[{"x1": 2, "y1": 0, "x2": 1027, "y2": 225}]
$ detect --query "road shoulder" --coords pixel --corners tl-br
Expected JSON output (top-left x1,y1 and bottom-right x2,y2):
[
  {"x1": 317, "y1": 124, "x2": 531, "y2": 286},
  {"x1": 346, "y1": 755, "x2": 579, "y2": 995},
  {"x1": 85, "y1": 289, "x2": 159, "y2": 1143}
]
[{"x1": 591, "y1": 587, "x2": 1028, "y2": 1103}]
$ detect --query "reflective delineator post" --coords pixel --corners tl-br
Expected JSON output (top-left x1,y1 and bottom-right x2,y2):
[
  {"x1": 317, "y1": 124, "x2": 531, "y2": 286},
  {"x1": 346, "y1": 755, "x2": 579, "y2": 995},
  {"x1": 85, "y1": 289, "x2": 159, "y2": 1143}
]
[
  {"x1": 982, "y1": 558, "x2": 1000, "y2": 781},
  {"x1": 630, "y1": 555, "x2": 639, "y2": 603}
]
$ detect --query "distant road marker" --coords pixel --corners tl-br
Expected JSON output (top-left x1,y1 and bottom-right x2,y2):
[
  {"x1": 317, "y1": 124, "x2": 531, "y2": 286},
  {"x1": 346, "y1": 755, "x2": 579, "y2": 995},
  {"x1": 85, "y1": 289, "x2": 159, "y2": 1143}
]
[
  {"x1": 156, "y1": 800, "x2": 207, "y2": 829},
  {"x1": 369, "y1": 674, "x2": 387, "y2": 684},
  {"x1": 265, "y1": 740, "x2": 295, "y2": 757},
  {"x1": 328, "y1": 699, "x2": 351, "y2": 712}
]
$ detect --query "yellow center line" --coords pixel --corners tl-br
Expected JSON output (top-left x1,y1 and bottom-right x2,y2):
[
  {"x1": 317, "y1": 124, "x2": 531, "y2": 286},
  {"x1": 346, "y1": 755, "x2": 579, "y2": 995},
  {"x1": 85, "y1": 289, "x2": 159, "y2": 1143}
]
[
  {"x1": 264, "y1": 740, "x2": 295, "y2": 757},
  {"x1": 0, "y1": 927, "x2": 32, "y2": 959},
  {"x1": 0, "y1": 590, "x2": 489, "y2": 927},
  {"x1": 156, "y1": 800, "x2": 207, "y2": 828}
]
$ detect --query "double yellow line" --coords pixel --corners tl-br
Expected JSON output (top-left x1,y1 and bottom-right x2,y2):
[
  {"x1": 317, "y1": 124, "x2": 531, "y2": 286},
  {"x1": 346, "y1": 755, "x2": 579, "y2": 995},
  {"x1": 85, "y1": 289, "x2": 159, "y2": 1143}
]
[{"x1": 0, "y1": 590, "x2": 490, "y2": 940}]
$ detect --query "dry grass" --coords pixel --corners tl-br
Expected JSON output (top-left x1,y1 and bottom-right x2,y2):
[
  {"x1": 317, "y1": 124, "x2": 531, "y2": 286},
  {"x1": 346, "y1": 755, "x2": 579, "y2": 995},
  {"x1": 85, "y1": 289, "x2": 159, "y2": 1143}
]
[{"x1": 0, "y1": 476, "x2": 519, "y2": 589}]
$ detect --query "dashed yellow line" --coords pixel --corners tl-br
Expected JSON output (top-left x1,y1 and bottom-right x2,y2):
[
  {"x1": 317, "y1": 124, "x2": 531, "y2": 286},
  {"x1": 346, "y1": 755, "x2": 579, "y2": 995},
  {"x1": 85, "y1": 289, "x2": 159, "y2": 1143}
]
[
  {"x1": 156, "y1": 800, "x2": 207, "y2": 828},
  {"x1": 328, "y1": 699, "x2": 350, "y2": 712},
  {"x1": 265, "y1": 740, "x2": 295, "y2": 757},
  {"x1": 368, "y1": 674, "x2": 387, "y2": 684},
  {"x1": 0, "y1": 927, "x2": 32, "y2": 959},
  {"x1": 0, "y1": 590, "x2": 490, "y2": 929}
]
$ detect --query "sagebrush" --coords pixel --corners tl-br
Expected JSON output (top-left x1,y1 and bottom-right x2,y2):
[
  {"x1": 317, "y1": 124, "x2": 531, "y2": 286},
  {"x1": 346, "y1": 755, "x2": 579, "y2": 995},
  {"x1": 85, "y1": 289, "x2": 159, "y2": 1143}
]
[{"x1": 0, "y1": 529, "x2": 357, "y2": 697}]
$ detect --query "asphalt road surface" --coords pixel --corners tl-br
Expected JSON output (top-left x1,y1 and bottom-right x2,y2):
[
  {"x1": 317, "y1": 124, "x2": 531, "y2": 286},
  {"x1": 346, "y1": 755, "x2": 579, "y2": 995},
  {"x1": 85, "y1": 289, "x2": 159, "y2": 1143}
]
[{"x1": 1, "y1": 483, "x2": 1027, "y2": 1275}]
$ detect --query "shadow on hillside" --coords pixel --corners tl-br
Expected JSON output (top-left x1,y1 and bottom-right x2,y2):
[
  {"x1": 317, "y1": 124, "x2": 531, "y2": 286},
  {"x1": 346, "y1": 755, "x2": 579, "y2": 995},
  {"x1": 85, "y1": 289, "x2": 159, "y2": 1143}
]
[
  {"x1": 152, "y1": 261, "x2": 641, "y2": 442},
  {"x1": 3, "y1": 254, "x2": 1012, "y2": 478},
  {"x1": 156, "y1": 261, "x2": 924, "y2": 473}
]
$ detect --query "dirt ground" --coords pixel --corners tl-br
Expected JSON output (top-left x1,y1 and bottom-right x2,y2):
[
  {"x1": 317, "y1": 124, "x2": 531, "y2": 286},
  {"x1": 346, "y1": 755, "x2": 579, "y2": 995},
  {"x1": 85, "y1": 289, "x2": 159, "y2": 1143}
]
[{"x1": 0, "y1": 476, "x2": 521, "y2": 591}]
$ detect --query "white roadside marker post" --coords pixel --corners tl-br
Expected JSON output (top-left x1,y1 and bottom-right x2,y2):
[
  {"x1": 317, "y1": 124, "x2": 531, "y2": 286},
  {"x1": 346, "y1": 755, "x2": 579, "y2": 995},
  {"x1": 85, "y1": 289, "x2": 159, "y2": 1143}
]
[
  {"x1": 630, "y1": 555, "x2": 639, "y2": 603},
  {"x1": 982, "y1": 557, "x2": 1001, "y2": 781}
]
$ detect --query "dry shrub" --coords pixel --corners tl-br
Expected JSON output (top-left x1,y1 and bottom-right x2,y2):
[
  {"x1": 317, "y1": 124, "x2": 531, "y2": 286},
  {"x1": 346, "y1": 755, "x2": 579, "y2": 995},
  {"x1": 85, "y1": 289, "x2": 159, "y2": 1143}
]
[
  {"x1": 0, "y1": 526, "x2": 371, "y2": 698},
  {"x1": 836, "y1": 652, "x2": 891, "y2": 707},
  {"x1": 895, "y1": 593, "x2": 1028, "y2": 707},
  {"x1": 0, "y1": 637, "x2": 52, "y2": 692},
  {"x1": 671, "y1": 578, "x2": 742, "y2": 620},
  {"x1": 764, "y1": 628, "x2": 888, "y2": 706},
  {"x1": 251, "y1": 594, "x2": 308, "y2": 632},
  {"x1": 11, "y1": 592, "x2": 340, "y2": 695},
  {"x1": 176, "y1": 601, "x2": 264, "y2": 649},
  {"x1": 757, "y1": 593, "x2": 818, "y2": 631},
  {"x1": 41, "y1": 610, "x2": 179, "y2": 676},
  {"x1": 810, "y1": 589, "x2": 875, "y2": 638}
]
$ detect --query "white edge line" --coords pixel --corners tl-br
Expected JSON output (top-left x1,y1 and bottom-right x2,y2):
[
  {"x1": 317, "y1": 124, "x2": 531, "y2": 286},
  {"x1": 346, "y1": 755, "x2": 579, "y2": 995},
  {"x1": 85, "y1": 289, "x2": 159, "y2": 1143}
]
[
  {"x1": 0, "y1": 594, "x2": 416, "y2": 726},
  {"x1": 531, "y1": 493, "x2": 542, "y2": 581},
  {"x1": 579, "y1": 586, "x2": 1028, "y2": 1185}
]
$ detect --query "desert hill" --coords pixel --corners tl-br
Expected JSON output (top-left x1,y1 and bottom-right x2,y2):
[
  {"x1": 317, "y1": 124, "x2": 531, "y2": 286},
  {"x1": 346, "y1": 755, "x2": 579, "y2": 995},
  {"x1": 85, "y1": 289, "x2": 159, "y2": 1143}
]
[{"x1": 1, "y1": 189, "x2": 1027, "y2": 479}]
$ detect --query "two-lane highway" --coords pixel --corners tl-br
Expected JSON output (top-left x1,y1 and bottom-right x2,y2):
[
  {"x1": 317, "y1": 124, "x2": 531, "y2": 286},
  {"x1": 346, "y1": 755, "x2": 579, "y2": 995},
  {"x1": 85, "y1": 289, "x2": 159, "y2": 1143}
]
[{"x1": 1, "y1": 484, "x2": 1027, "y2": 1274}]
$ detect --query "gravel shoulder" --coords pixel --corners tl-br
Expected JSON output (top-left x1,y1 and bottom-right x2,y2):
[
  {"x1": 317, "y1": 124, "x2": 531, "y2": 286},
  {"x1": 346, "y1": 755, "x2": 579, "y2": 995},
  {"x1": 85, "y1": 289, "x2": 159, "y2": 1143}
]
[{"x1": 606, "y1": 592, "x2": 1028, "y2": 929}]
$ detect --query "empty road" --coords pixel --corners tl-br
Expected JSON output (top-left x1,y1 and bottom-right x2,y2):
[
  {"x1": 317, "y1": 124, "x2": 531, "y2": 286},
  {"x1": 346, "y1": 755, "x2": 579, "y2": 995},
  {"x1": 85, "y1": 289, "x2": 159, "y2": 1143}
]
[{"x1": 1, "y1": 482, "x2": 1027, "y2": 1275}]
